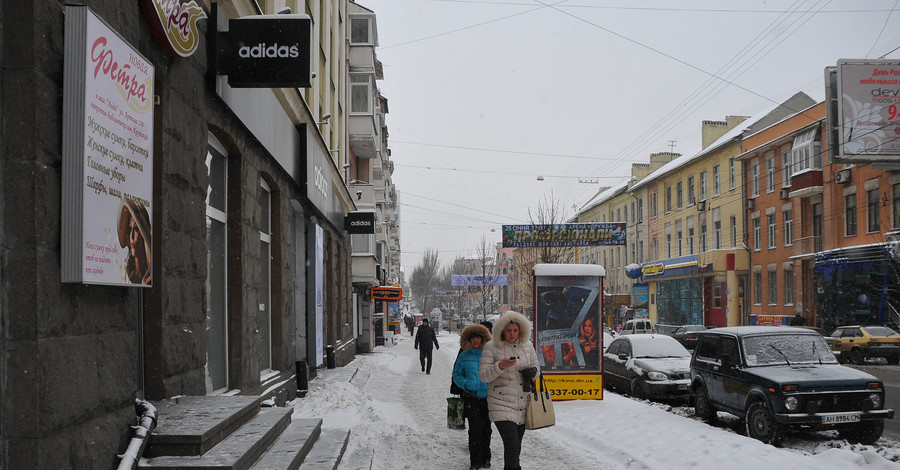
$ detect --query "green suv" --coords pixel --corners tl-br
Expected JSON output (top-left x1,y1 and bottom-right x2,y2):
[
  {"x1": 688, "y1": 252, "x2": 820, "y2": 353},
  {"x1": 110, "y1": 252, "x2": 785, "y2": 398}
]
[{"x1": 690, "y1": 326, "x2": 893, "y2": 445}]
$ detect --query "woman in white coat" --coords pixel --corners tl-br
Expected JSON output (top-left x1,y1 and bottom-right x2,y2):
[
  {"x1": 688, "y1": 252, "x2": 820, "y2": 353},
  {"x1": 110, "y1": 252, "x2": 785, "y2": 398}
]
[{"x1": 479, "y1": 311, "x2": 540, "y2": 470}]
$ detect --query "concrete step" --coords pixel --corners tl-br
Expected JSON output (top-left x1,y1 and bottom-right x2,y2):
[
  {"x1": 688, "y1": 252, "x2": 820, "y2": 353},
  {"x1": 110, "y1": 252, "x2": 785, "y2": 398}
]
[
  {"x1": 335, "y1": 440, "x2": 373, "y2": 470},
  {"x1": 250, "y1": 418, "x2": 322, "y2": 470},
  {"x1": 139, "y1": 407, "x2": 293, "y2": 469},
  {"x1": 146, "y1": 395, "x2": 265, "y2": 457},
  {"x1": 298, "y1": 428, "x2": 350, "y2": 470}
]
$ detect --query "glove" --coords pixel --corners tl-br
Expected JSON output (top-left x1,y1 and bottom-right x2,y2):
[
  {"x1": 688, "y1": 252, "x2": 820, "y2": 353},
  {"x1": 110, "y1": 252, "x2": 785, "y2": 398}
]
[{"x1": 520, "y1": 367, "x2": 537, "y2": 392}]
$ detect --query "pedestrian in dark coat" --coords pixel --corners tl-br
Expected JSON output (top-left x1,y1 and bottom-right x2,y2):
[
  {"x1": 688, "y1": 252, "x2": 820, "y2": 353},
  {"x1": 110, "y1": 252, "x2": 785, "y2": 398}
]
[
  {"x1": 453, "y1": 323, "x2": 493, "y2": 470},
  {"x1": 414, "y1": 317, "x2": 440, "y2": 374}
]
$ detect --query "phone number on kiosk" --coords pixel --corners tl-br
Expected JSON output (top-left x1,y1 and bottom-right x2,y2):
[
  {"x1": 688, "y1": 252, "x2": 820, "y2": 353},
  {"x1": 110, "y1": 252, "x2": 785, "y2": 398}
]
[{"x1": 547, "y1": 388, "x2": 602, "y2": 397}]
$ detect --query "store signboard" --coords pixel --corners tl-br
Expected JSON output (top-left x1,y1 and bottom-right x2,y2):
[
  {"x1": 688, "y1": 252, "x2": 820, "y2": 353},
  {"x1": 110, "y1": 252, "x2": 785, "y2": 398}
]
[
  {"x1": 139, "y1": 0, "x2": 207, "y2": 57},
  {"x1": 215, "y1": 13, "x2": 312, "y2": 88},
  {"x1": 62, "y1": 6, "x2": 155, "y2": 286},
  {"x1": 502, "y1": 223, "x2": 626, "y2": 248}
]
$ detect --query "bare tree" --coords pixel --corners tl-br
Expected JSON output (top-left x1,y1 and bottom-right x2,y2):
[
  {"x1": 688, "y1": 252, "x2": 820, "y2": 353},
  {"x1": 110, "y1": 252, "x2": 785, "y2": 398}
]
[
  {"x1": 472, "y1": 234, "x2": 499, "y2": 322},
  {"x1": 409, "y1": 248, "x2": 442, "y2": 313}
]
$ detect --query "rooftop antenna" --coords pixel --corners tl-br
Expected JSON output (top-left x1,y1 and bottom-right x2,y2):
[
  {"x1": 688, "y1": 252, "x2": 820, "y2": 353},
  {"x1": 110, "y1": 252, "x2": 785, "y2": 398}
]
[{"x1": 668, "y1": 140, "x2": 677, "y2": 152}]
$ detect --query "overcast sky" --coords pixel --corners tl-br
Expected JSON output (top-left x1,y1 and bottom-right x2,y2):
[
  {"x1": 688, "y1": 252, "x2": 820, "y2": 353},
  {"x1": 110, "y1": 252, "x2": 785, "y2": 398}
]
[{"x1": 359, "y1": 0, "x2": 900, "y2": 272}]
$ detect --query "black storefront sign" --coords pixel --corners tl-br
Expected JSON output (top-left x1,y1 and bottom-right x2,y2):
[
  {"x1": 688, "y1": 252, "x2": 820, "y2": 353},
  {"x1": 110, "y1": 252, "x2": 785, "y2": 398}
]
[
  {"x1": 215, "y1": 13, "x2": 311, "y2": 88},
  {"x1": 345, "y1": 211, "x2": 375, "y2": 234}
]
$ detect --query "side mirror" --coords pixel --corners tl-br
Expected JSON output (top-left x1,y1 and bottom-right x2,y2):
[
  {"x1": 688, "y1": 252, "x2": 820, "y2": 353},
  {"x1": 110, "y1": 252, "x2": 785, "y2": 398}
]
[{"x1": 618, "y1": 353, "x2": 629, "y2": 361}]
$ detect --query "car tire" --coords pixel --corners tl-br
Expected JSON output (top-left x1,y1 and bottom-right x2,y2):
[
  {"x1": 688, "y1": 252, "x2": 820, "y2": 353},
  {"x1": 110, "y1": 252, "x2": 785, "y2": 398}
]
[
  {"x1": 630, "y1": 378, "x2": 645, "y2": 400},
  {"x1": 693, "y1": 386, "x2": 717, "y2": 425},
  {"x1": 745, "y1": 402, "x2": 785, "y2": 446},
  {"x1": 838, "y1": 420, "x2": 884, "y2": 445},
  {"x1": 850, "y1": 349, "x2": 865, "y2": 365}
]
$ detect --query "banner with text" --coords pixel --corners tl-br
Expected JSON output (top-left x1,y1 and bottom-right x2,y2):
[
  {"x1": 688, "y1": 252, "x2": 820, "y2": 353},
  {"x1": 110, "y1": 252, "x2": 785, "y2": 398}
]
[{"x1": 502, "y1": 223, "x2": 626, "y2": 248}]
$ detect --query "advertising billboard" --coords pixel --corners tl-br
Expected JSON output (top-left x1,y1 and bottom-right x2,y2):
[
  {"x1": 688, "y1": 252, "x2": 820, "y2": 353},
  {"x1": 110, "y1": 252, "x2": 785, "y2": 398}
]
[
  {"x1": 502, "y1": 223, "x2": 626, "y2": 248},
  {"x1": 61, "y1": 6, "x2": 155, "y2": 286},
  {"x1": 533, "y1": 264, "x2": 605, "y2": 400},
  {"x1": 835, "y1": 59, "x2": 900, "y2": 161}
]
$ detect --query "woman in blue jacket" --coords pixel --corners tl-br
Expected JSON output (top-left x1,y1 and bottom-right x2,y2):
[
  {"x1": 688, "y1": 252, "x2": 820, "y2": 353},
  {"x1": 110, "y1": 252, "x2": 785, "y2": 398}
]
[{"x1": 453, "y1": 323, "x2": 493, "y2": 470}]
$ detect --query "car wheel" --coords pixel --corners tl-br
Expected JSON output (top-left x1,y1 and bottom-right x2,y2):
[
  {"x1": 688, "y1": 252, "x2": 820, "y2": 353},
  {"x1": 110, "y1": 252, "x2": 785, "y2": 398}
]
[
  {"x1": 693, "y1": 386, "x2": 717, "y2": 424},
  {"x1": 838, "y1": 352, "x2": 848, "y2": 364},
  {"x1": 888, "y1": 355, "x2": 900, "y2": 365},
  {"x1": 838, "y1": 420, "x2": 884, "y2": 445},
  {"x1": 745, "y1": 402, "x2": 785, "y2": 446},
  {"x1": 850, "y1": 349, "x2": 865, "y2": 365},
  {"x1": 630, "y1": 378, "x2": 645, "y2": 400}
]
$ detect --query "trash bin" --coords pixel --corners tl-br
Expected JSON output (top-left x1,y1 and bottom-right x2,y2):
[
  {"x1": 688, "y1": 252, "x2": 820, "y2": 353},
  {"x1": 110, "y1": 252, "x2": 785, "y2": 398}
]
[{"x1": 325, "y1": 345, "x2": 335, "y2": 369}]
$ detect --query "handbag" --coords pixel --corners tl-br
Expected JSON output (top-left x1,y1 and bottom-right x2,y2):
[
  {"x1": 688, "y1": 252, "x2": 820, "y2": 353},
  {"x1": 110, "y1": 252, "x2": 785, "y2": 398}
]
[
  {"x1": 525, "y1": 375, "x2": 555, "y2": 430},
  {"x1": 447, "y1": 396, "x2": 466, "y2": 429},
  {"x1": 450, "y1": 349, "x2": 463, "y2": 395}
]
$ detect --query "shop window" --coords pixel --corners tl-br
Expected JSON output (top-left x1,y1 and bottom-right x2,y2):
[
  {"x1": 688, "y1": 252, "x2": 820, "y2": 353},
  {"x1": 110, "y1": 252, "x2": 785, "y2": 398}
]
[
  {"x1": 205, "y1": 136, "x2": 228, "y2": 394},
  {"x1": 845, "y1": 193, "x2": 857, "y2": 236},
  {"x1": 867, "y1": 188, "x2": 880, "y2": 233},
  {"x1": 259, "y1": 179, "x2": 273, "y2": 373}
]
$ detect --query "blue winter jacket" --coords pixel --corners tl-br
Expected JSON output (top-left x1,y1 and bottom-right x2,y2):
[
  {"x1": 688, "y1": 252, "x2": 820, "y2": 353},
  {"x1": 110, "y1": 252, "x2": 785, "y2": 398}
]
[{"x1": 453, "y1": 348, "x2": 488, "y2": 398}]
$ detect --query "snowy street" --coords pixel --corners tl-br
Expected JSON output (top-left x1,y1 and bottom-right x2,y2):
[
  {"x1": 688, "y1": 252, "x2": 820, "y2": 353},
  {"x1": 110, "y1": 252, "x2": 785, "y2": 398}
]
[{"x1": 292, "y1": 330, "x2": 900, "y2": 470}]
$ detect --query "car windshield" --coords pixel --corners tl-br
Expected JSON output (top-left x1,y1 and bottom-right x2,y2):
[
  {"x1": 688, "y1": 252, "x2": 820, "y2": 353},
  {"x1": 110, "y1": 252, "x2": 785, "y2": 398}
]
[
  {"x1": 864, "y1": 326, "x2": 899, "y2": 337},
  {"x1": 742, "y1": 334, "x2": 838, "y2": 366},
  {"x1": 632, "y1": 338, "x2": 690, "y2": 358}
]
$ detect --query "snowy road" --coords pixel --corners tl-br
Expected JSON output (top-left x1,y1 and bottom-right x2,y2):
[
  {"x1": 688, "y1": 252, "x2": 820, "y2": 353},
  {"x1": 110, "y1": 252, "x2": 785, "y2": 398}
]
[{"x1": 292, "y1": 331, "x2": 900, "y2": 470}]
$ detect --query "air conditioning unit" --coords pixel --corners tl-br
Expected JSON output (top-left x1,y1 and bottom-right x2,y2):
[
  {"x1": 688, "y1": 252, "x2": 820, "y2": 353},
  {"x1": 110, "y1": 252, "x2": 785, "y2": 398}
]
[
  {"x1": 779, "y1": 189, "x2": 790, "y2": 200},
  {"x1": 835, "y1": 169, "x2": 851, "y2": 184},
  {"x1": 746, "y1": 199, "x2": 755, "y2": 210},
  {"x1": 697, "y1": 200, "x2": 706, "y2": 211}
]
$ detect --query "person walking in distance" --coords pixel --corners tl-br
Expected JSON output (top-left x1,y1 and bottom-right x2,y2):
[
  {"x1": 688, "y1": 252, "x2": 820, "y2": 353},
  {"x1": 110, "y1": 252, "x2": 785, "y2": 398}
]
[
  {"x1": 415, "y1": 317, "x2": 440, "y2": 374},
  {"x1": 479, "y1": 311, "x2": 540, "y2": 470},
  {"x1": 453, "y1": 324, "x2": 493, "y2": 470}
]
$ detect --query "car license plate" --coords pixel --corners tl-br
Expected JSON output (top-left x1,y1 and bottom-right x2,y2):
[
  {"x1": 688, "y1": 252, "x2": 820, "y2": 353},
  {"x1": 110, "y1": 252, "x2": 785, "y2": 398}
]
[
  {"x1": 821, "y1": 413, "x2": 860, "y2": 425},
  {"x1": 677, "y1": 384, "x2": 689, "y2": 391}
]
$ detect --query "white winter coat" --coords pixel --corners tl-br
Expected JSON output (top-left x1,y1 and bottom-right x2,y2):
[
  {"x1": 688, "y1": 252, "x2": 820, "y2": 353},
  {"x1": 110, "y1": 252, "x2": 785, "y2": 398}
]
[{"x1": 479, "y1": 311, "x2": 540, "y2": 424}]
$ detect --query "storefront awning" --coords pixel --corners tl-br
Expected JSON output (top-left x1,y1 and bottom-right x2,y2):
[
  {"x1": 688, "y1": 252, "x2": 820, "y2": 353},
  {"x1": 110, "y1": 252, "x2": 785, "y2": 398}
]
[{"x1": 637, "y1": 254, "x2": 703, "y2": 280}]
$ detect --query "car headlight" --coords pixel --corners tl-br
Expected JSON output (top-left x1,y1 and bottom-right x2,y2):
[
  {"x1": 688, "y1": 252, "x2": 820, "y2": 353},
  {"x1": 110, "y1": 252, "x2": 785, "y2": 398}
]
[
  {"x1": 784, "y1": 396, "x2": 800, "y2": 412},
  {"x1": 868, "y1": 393, "x2": 883, "y2": 409},
  {"x1": 647, "y1": 371, "x2": 667, "y2": 381}
]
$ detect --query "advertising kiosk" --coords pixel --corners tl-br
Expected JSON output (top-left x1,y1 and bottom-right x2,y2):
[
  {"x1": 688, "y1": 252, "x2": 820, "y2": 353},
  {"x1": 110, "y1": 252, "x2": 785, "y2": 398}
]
[{"x1": 533, "y1": 264, "x2": 606, "y2": 400}]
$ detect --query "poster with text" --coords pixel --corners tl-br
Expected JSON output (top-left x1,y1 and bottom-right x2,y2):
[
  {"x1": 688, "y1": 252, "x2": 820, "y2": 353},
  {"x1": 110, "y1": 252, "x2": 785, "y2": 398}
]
[
  {"x1": 534, "y1": 276, "x2": 602, "y2": 373},
  {"x1": 62, "y1": 6, "x2": 154, "y2": 286}
]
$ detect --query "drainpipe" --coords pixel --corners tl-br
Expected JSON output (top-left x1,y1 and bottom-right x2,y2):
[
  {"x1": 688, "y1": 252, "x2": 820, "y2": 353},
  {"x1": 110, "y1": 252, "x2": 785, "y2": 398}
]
[{"x1": 116, "y1": 399, "x2": 158, "y2": 470}]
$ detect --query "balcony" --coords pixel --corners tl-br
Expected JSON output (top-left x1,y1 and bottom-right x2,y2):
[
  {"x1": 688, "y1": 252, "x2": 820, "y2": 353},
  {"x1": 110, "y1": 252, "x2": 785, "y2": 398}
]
[
  {"x1": 352, "y1": 252, "x2": 379, "y2": 286},
  {"x1": 792, "y1": 235, "x2": 822, "y2": 258},
  {"x1": 350, "y1": 183, "x2": 375, "y2": 210},
  {"x1": 788, "y1": 170, "x2": 823, "y2": 198}
]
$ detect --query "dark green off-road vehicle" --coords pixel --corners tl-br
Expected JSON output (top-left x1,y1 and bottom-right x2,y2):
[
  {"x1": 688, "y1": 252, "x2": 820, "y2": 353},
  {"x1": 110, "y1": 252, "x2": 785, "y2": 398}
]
[{"x1": 690, "y1": 326, "x2": 893, "y2": 445}]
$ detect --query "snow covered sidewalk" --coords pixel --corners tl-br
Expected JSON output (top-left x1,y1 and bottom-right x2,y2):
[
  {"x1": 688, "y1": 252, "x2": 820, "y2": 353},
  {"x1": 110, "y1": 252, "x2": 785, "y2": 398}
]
[{"x1": 292, "y1": 331, "x2": 899, "y2": 470}]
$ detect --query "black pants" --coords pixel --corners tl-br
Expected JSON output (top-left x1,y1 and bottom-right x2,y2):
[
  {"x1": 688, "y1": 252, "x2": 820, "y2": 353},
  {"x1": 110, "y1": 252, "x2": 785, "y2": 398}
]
[
  {"x1": 419, "y1": 348, "x2": 433, "y2": 373},
  {"x1": 494, "y1": 420, "x2": 525, "y2": 470},
  {"x1": 463, "y1": 396, "x2": 492, "y2": 467}
]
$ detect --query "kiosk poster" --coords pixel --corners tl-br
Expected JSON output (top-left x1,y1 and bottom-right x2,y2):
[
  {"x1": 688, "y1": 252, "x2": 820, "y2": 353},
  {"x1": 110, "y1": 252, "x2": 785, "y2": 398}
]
[
  {"x1": 534, "y1": 273, "x2": 603, "y2": 400},
  {"x1": 62, "y1": 7, "x2": 154, "y2": 286}
]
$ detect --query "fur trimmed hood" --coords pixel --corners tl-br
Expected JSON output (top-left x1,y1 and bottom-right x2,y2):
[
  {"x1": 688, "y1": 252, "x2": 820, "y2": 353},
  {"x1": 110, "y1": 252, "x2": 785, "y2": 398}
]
[
  {"x1": 459, "y1": 323, "x2": 492, "y2": 350},
  {"x1": 492, "y1": 311, "x2": 532, "y2": 345}
]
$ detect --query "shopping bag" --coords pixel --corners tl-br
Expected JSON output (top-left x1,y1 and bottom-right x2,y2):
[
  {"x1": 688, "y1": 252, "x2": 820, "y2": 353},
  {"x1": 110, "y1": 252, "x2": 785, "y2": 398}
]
[
  {"x1": 525, "y1": 375, "x2": 555, "y2": 430},
  {"x1": 447, "y1": 397, "x2": 466, "y2": 429}
]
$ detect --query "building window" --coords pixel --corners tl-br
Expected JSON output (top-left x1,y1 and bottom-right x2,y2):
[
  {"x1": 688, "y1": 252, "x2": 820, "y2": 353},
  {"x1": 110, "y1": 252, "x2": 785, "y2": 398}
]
[
  {"x1": 753, "y1": 217, "x2": 761, "y2": 251},
  {"x1": 631, "y1": 202, "x2": 636, "y2": 224},
  {"x1": 258, "y1": 179, "x2": 273, "y2": 373},
  {"x1": 783, "y1": 210, "x2": 793, "y2": 246},
  {"x1": 784, "y1": 270, "x2": 794, "y2": 305},
  {"x1": 894, "y1": 183, "x2": 900, "y2": 229},
  {"x1": 781, "y1": 148, "x2": 792, "y2": 187},
  {"x1": 714, "y1": 220, "x2": 722, "y2": 249},
  {"x1": 650, "y1": 192, "x2": 657, "y2": 218},
  {"x1": 666, "y1": 233, "x2": 672, "y2": 258},
  {"x1": 767, "y1": 214, "x2": 776, "y2": 249},
  {"x1": 205, "y1": 138, "x2": 228, "y2": 394},
  {"x1": 676, "y1": 182, "x2": 683, "y2": 209},
  {"x1": 768, "y1": 270, "x2": 777, "y2": 305},
  {"x1": 845, "y1": 193, "x2": 857, "y2": 236},
  {"x1": 754, "y1": 271, "x2": 762, "y2": 305},
  {"x1": 676, "y1": 228, "x2": 683, "y2": 256},
  {"x1": 729, "y1": 158, "x2": 736, "y2": 190},
  {"x1": 751, "y1": 163, "x2": 760, "y2": 197},
  {"x1": 700, "y1": 218, "x2": 708, "y2": 252},
  {"x1": 730, "y1": 215, "x2": 737, "y2": 248},
  {"x1": 639, "y1": 240, "x2": 644, "y2": 262},
  {"x1": 792, "y1": 128, "x2": 821, "y2": 173},
  {"x1": 688, "y1": 227, "x2": 695, "y2": 255},
  {"x1": 350, "y1": 74, "x2": 373, "y2": 113},
  {"x1": 713, "y1": 282, "x2": 723, "y2": 308},
  {"x1": 766, "y1": 155, "x2": 775, "y2": 193},
  {"x1": 713, "y1": 165, "x2": 721, "y2": 196},
  {"x1": 867, "y1": 188, "x2": 880, "y2": 233},
  {"x1": 813, "y1": 203, "x2": 823, "y2": 252},
  {"x1": 666, "y1": 186, "x2": 672, "y2": 213},
  {"x1": 688, "y1": 176, "x2": 695, "y2": 204},
  {"x1": 638, "y1": 197, "x2": 644, "y2": 223},
  {"x1": 700, "y1": 171, "x2": 708, "y2": 200},
  {"x1": 350, "y1": 15, "x2": 374, "y2": 44}
]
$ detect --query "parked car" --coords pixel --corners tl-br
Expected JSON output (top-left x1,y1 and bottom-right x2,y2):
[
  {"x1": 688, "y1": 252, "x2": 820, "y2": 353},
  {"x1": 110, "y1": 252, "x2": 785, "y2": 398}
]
[
  {"x1": 603, "y1": 334, "x2": 692, "y2": 402},
  {"x1": 668, "y1": 325, "x2": 707, "y2": 349},
  {"x1": 690, "y1": 326, "x2": 893, "y2": 446},
  {"x1": 827, "y1": 325, "x2": 900, "y2": 365},
  {"x1": 621, "y1": 318, "x2": 655, "y2": 335},
  {"x1": 791, "y1": 325, "x2": 827, "y2": 336}
]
